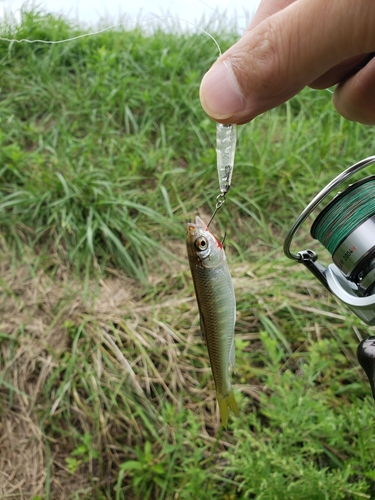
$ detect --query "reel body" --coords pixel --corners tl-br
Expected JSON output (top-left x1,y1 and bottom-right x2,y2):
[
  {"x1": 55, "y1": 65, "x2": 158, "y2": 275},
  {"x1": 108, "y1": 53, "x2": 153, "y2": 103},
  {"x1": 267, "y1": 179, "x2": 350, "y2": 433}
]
[
  {"x1": 284, "y1": 156, "x2": 375, "y2": 395},
  {"x1": 284, "y1": 157, "x2": 375, "y2": 326}
]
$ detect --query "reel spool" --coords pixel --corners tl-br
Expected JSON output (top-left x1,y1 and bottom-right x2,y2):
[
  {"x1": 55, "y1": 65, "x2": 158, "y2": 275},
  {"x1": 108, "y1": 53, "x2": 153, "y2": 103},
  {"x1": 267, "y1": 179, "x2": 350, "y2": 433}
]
[{"x1": 284, "y1": 156, "x2": 375, "y2": 397}]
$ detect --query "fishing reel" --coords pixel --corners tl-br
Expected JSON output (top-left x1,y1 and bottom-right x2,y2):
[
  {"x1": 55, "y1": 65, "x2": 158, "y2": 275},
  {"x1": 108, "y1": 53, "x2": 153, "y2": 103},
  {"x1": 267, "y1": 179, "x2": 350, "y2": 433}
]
[{"x1": 284, "y1": 156, "x2": 375, "y2": 397}]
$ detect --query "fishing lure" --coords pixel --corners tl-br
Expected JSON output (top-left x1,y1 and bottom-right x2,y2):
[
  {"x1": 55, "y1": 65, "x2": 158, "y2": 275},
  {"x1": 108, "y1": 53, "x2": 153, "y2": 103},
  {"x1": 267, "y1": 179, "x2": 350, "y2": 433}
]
[
  {"x1": 208, "y1": 123, "x2": 237, "y2": 226},
  {"x1": 186, "y1": 216, "x2": 238, "y2": 427}
]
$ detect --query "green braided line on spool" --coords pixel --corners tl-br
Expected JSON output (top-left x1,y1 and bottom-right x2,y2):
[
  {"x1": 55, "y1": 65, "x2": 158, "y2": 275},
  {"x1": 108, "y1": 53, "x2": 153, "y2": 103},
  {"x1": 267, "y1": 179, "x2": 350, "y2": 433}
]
[{"x1": 313, "y1": 179, "x2": 375, "y2": 255}]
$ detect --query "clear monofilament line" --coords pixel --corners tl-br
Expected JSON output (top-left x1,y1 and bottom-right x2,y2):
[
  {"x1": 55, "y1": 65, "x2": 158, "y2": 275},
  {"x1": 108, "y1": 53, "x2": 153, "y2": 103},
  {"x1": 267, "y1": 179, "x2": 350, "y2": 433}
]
[{"x1": 0, "y1": 16, "x2": 222, "y2": 55}]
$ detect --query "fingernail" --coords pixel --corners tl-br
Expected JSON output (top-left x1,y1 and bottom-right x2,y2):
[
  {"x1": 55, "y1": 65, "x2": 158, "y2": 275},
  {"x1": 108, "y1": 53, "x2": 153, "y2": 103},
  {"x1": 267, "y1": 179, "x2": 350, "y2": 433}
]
[{"x1": 200, "y1": 60, "x2": 244, "y2": 119}]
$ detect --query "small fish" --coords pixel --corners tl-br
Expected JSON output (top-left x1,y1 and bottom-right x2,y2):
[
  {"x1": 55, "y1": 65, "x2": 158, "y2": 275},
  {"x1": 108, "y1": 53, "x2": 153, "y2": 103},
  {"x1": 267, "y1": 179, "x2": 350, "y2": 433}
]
[{"x1": 186, "y1": 216, "x2": 238, "y2": 427}]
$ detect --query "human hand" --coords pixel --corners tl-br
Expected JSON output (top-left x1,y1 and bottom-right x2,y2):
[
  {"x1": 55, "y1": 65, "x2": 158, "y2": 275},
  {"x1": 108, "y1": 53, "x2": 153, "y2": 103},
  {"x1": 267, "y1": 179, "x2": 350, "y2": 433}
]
[{"x1": 199, "y1": 0, "x2": 375, "y2": 125}]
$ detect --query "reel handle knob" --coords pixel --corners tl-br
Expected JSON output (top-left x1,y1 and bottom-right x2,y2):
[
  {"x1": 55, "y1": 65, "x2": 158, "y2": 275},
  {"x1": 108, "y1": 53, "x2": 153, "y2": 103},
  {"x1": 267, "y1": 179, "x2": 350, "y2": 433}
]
[{"x1": 357, "y1": 336, "x2": 375, "y2": 399}]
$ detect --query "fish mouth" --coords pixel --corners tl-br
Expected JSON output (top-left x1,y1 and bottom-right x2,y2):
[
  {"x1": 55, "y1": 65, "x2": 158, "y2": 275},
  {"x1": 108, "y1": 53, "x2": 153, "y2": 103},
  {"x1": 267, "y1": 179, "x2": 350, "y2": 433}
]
[{"x1": 187, "y1": 216, "x2": 207, "y2": 233}]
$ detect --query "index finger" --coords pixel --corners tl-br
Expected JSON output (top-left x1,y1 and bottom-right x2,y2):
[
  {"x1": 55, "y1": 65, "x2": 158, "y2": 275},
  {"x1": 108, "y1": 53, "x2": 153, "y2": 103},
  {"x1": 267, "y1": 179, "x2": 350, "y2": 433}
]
[{"x1": 247, "y1": 0, "x2": 296, "y2": 29}]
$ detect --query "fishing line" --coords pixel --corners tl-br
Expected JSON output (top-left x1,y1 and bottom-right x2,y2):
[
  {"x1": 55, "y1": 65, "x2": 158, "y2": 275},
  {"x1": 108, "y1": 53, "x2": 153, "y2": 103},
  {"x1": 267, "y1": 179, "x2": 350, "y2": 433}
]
[
  {"x1": 0, "y1": 15, "x2": 222, "y2": 55},
  {"x1": 311, "y1": 176, "x2": 375, "y2": 256},
  {"x1": 0, "y1": 8, "x2": 235, "y2": 232}
]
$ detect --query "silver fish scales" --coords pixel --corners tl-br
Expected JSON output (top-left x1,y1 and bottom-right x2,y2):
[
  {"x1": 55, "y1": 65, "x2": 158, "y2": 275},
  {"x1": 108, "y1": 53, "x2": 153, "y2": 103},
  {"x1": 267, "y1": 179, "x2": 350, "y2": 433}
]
[{"x1": 186, "y1": 216, "x2": 238, "y2": 427}]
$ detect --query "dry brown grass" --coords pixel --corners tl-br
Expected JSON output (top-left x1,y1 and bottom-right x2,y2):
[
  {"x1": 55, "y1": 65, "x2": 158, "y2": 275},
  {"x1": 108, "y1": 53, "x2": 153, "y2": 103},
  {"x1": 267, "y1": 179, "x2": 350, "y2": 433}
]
[
  {"x1": 0, "y1": 235, "x2": 366, "y2": 499},
  {"x1": 0, "y1": 249, "x2": 93, "y2": 498},
  {"x1": 0, "y1": 240, "x2": 224, "y2": 498}
]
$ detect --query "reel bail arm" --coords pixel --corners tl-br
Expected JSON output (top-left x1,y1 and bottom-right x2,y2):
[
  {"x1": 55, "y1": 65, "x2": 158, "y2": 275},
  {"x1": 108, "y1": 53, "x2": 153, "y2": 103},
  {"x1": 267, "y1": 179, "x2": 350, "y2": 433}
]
[{"x1": 297, "y1": 250, "x2": 329, "y2": 291}]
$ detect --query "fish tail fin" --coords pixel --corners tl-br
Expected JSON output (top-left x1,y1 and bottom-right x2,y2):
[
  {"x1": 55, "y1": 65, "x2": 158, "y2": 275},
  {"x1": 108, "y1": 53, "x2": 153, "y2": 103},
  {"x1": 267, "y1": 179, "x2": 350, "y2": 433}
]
[{"x1": 217, "y1": 390, "x2": 239, "y2": 428}]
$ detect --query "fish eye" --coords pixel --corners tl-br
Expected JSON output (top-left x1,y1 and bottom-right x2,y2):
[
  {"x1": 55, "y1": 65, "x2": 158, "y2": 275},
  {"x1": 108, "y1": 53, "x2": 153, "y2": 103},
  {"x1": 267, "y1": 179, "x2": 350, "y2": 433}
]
[{"x1": 194, "y1": 236, "x2": 208, "y2": 251}]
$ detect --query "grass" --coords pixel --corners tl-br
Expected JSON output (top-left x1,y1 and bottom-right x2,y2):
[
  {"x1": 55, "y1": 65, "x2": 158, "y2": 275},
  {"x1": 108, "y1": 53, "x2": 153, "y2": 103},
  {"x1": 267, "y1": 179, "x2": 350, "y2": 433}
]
[{"x1": 1, "y1": 6, "x2": 375, "y2": 500}]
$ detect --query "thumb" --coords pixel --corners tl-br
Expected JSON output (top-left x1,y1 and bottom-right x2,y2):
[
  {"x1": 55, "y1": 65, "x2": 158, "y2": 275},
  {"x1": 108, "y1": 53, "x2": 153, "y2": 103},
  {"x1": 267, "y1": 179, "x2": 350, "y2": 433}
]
[{"x1": 200, "y1": 0, "x2": 375, "y2": 124}]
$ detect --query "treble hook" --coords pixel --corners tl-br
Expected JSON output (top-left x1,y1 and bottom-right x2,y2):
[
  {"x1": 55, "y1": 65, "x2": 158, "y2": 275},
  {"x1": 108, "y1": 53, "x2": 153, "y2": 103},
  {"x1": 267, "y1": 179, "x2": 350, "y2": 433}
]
[{"x1": 207, "y1": 192, "x2": 226, "y2": 228}]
